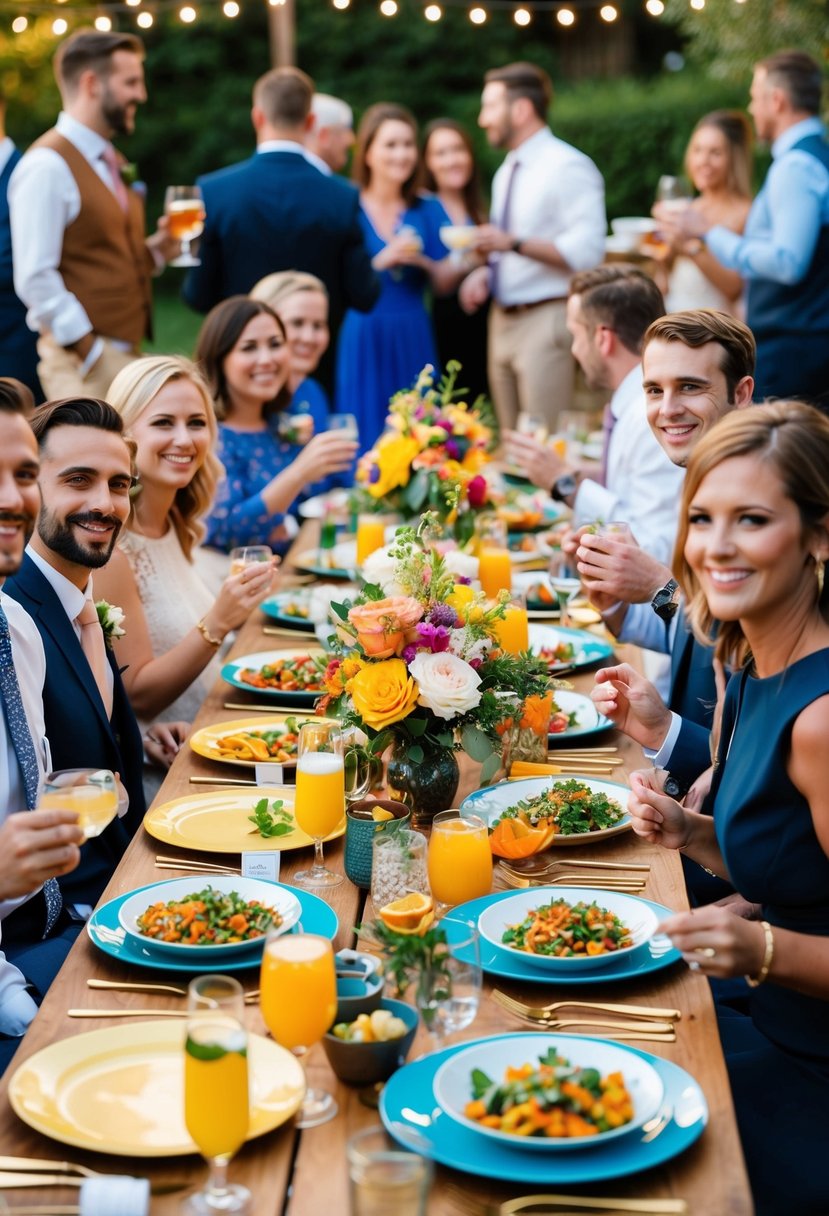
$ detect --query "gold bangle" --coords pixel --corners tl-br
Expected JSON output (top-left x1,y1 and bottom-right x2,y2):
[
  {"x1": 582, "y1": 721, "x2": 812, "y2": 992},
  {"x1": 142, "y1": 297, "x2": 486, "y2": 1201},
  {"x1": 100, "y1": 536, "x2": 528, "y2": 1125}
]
[
  {"x1": 196, "y1": 618, "x2": 222, "y2": 649},
  {"x1": 745, "y1": 920, "x2": 774, "y2": 987}
]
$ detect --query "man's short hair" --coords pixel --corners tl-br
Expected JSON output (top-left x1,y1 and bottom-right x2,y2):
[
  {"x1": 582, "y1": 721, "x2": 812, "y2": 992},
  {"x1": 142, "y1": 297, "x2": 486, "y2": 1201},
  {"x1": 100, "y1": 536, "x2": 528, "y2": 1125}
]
[
  {"x1": 29, "y1": 397, "x2": 125, "y2": 447},
  {"x1": 311, "y1": 93, "x2": 353, "y2": 131},
  {"x1": 0, "y1": 378, "x2": 34, "y2": 416},
  {"x1": 484, "y1": 62, "x2": 552, "y2": 121},
  {"x1": 757, "y1": 49, "x2": 823, "y2": 115},
  {"x1": 643, "y1": 309, "x2": 756, "y2": 399},
  {"x1": 569, "y1": 265, "x2": 665, "y2": 357},
  {"x1": 254, "y1": 67, "x2": 313, "y2": 129},
  {"x1": 54, "y1": 29, "x2": 144, "y2": 93}
]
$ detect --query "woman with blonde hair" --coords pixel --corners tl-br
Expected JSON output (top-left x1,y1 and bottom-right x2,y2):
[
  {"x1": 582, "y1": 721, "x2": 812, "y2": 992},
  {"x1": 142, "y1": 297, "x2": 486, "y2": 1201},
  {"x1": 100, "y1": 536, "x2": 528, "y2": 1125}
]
[
  {"x1": 250, "y1": 270, "x2": 333, "y2": 430},
  {"x1": 96, "y1": 356, "x2": 275, "y2": 780},
  {"x1": 628, "y1": 401, "x2": 829, "y2": 1215}
]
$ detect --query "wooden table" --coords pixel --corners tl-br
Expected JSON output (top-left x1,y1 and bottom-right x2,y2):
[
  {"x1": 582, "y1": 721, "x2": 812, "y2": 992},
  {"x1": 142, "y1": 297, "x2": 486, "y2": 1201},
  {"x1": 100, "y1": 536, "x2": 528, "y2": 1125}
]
[{"x1": 0, "y1": 528, "x2": 753, "y2": 1215}]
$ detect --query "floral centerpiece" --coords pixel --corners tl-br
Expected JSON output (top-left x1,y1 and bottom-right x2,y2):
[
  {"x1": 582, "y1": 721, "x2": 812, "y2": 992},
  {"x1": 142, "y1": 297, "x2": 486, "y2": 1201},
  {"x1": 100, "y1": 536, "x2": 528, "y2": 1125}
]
[
  {"x1": 351, "y1": 363, "x2": 496, "y2": 545},
  {"x1": 317, "y1": 517, "x2": 555, "y2": 824}
]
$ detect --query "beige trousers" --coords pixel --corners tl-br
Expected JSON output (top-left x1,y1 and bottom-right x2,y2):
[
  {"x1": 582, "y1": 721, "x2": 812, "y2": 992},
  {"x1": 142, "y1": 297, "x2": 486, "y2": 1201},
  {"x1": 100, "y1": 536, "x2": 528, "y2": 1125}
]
[
  {"x1": 487, "y1": 299, "x2": 575, "y2": 433},
  {"x1": 37, "y1": 333, "x2": 139, "y2": 402}
]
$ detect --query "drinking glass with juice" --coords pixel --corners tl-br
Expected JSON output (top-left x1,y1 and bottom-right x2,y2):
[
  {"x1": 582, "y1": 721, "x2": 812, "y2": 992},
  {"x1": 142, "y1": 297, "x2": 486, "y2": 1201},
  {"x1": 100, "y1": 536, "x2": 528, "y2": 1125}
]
[
  {"x1": 356, "y1": 516, "x2": 387, "y2": 565},
  {"x1": 427, "y1": 811, "x2": 492, "y2": 908},
  {"x1": 493, "y1": 593, "x2": 529, "y2": 654},
  {"x1": 477, "y1": 514, "x2": 512, "y2": 599},
  {"x1": 293, "y1": 723, "x2": 345, "y2": 888},
  {"x1": 38, "y1": 768, "x2": 119, "y2": 839}
]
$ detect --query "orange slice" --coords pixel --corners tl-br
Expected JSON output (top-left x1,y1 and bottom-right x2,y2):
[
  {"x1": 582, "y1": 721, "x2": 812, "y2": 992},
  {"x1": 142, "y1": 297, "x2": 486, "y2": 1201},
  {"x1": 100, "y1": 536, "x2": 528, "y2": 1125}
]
[
  {"x1": 378, "y1": 892, "x2": 434, "y2": 931},
  {"x1": 382, "y1": 908, "x2": 436, "y2": 937}
]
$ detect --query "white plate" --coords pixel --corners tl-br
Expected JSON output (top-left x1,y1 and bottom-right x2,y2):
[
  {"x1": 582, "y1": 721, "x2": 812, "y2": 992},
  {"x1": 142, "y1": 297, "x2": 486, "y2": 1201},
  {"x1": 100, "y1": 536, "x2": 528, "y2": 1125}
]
[
  {"x1": 118, "y1": 875, "x2": 301, "y2": 958},
  {"x1": 432, "y1": 1033, "x2": 665, "y2": 1151},
  {"x1": 298, "y1": 489, "x2": 351, "y2": 519},
  {"x1": 477, "y1": 886, "x2": 659, "y2": 972},
  {"x1": 461, "y1": 775, "x2": 631, "y2": 847},
  {"x1": 549, "y1": 689, "x2": 612, "y2": 740}
]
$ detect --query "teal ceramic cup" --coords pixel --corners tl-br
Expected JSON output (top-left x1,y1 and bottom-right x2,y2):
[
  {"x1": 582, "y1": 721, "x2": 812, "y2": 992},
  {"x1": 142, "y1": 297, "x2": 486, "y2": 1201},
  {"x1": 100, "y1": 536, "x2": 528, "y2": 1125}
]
[{"x1": 345, "y1": 799, "x2": 410, "y2": 889}]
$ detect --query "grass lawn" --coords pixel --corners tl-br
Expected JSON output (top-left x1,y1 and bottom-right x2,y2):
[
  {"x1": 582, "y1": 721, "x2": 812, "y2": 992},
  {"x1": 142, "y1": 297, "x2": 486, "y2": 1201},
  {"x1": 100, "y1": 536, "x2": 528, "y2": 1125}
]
[{"x1": 146, "y1": 285, "x2": 203, "y2": 357}]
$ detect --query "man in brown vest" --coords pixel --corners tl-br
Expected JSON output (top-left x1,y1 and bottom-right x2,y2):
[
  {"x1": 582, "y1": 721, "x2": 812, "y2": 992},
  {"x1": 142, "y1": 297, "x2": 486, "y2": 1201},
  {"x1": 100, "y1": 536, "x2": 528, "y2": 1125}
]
[{"x1": 9, "y1": 30, "x2": 174, "y2": 400}]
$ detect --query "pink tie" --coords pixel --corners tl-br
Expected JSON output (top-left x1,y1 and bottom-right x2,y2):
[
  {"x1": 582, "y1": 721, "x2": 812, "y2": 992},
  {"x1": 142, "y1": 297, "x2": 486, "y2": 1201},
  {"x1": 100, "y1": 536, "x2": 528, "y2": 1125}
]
[
  {"x1": 76, "y1": 599, "x2": 113, "y2": 718},
  {"x1": 598, "y1": 401, "x2": 616, "y2": 487},
  {"x1": 100, "y1": 146, "x2": 130, "y2": 213}
]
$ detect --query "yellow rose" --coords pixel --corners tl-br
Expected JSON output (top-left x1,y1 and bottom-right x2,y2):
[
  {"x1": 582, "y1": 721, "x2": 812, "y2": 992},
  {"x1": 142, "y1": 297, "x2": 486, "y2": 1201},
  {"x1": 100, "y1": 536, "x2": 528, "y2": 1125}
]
[
  {"x1": 368, "y1": 435, "x2": 420, "y2": 499},
  {"x1": 350, "y1": 659, "x2": 420, "y2": 731}
]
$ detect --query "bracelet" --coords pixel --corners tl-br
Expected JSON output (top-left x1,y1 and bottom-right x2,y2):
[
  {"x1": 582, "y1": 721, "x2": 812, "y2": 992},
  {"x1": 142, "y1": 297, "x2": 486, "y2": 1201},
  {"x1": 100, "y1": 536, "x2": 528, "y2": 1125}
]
[
  {"x1": 677, "y1": 843, "x2": 717, "y2": 878},
  {"x1": 745, "y1": 920, "x2": 774, "y2": 987},
  {"x1": 196, "y1": 618, "x2": 222, "y2": 649}
]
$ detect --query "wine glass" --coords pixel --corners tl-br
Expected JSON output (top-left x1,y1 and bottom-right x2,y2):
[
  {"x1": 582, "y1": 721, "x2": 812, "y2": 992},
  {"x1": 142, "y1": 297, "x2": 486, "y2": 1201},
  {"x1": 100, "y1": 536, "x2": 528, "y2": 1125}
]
[
  {"x1": 164, "y1": 185, "x2": 205, "y2": 268},
  {"x1": 293, "y1": 722, "x2": 345, "y2": 888},
  {"x1": 415, "y1": 924, "x2": 481, "y2": 1052},
  {"x1": 260, "y1": 931, "x2": 338, "y2": 1127},
  {"x1": 183, "y1": 975, "x2": 250, "y2": 1214},
  {"x1": 656, "y1": 174, "x2": 692, "y2": 205},
  {"x1": 38, "y1": 768, "x2": 120, "y2": 839},
  {"x1": 548, "y1": 548, "x2": 582, "y2": 629},
  {"x1": 343, "y1": 727, "x2": 372, "y2": 805},
  {"x1": 328, "y1": 414, "x2": 360, "y2": 443}
]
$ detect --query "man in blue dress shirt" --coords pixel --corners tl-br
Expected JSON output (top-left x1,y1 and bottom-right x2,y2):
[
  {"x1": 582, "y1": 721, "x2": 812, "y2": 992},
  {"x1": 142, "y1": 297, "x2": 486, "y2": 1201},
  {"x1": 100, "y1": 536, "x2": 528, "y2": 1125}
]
[{"x1": 659, "y1": 50, "x2": 829, "y2": 407}]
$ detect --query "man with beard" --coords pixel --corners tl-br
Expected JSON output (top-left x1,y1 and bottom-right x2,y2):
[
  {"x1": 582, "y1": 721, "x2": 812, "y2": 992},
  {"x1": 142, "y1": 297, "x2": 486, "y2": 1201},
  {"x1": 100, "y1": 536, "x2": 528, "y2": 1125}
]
[
  {"x1": 9, "y1": 30, "x2": 175, "y2": 399},
  {"x1": 0, "y1": 382, "x2": 83, "y2": 1070},
  {"x1": 4, "y1": 397, "x2": 146, "y2": 912}
]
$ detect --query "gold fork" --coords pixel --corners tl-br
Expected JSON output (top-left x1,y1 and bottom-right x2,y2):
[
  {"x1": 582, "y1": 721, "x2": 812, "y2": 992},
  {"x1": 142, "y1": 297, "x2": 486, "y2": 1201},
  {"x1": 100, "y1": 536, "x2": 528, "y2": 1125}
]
[
  {"x1": 496, "y1": 870, "x2": 647, "y2": 893},
  {"x1": 499, "y1": 858, "x2": 650, "y2": 878},
  {"x1": 491, "y1": 989, "x2": 681, "y2": 1021},
  {"x1": 87, "y1": 979, "x2": 260, "y2": 1003},
  {"x1": 445, "y1": 1182, "x2": 688, "y2": 1214}
]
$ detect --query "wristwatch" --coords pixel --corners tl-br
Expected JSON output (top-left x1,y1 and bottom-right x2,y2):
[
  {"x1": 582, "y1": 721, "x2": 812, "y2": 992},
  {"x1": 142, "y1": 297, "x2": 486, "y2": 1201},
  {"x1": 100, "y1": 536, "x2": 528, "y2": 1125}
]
[
  {"x1": 511, "y1": 237, "x2": 523, "y2": 254},
  {"x1": 550, "y1": 473, "x2": 578, "y2": 503},
  {"x1": 651, "y1": 577, "x2": 679, "y2": 621}
]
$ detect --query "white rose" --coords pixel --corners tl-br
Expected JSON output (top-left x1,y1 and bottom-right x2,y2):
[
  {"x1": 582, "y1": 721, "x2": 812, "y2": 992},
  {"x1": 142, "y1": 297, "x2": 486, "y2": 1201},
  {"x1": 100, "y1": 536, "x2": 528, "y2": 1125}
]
[
  {"x1": 362, "y1": 545, "x2": 405, "y2": 597},
  {"x1": 408, "y1": 650, "x2": 482, "y2": 720},
  {"x1": 444, "y1": 550, "x2": 479, "y2": 580}
]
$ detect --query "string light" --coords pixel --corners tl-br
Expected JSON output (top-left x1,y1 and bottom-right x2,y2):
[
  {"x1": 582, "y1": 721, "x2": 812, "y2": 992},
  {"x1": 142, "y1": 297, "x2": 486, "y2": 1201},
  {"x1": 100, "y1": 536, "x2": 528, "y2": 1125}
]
[
  {"x1": 645, "y1": 0, "x2": 664, "y2": 12},
  {"x1": 332, "y1": 0, "x2": 350, "y2": 8},
  {"x1": 125, "y1": 0, "x2": 142, "y2": 6},
  {"x1": 379, "y1": 0, "x2": 398, "y2": 13},
  {"x1": 513, "y1": 6, "x2": 531, "y2": 23},
  {"x1": 179, "y1": 3, "x2": 197, "y2": 18},
  {"x1": 599, "y1": 3, "x2": 618, "y2": 18},
  {"x1": 469, "y1": 5, "x2": 487, "y2": 22},
  {"x1": 424, "y1": 3, "x2": 442, "y2": 18},
  {"x1": 52, "y1": 16, "x2": 69, "y2": 32},
  {"x1": 11, "y1": 15, "x2": 28, "y2": 31},
  {"x1": 556, "y1": 6, "x2": 575, "y2": 22},
  {"x1": 137, "y1": 9, "x2": 153, "y2": 23},
  {"x1": 94, "y1": 12, "x2": 113, "y2": 26},
  {"x1": 689, "y1": 0, "x2": 704, "y2": 9},
  {"x1": 222, "y1": 0, "x2": 239, "y2": 13}
]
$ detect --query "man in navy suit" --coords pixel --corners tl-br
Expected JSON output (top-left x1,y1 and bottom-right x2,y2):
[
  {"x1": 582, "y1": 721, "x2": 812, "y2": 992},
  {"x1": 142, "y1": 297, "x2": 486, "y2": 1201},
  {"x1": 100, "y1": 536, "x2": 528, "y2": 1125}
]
[
  {"x1": 183, "y1": 66, "x2": 378, "y2": 392},
  {"x1": 4, "y1": 397, "x2": 146, "y2": 913}
]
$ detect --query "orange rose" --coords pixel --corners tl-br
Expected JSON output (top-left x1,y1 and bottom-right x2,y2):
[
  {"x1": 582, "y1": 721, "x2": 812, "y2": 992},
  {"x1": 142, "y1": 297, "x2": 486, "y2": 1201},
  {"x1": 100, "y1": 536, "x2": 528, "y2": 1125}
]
[{"x1": 348, "y1": 597, "x2": 424, "y2": 660}]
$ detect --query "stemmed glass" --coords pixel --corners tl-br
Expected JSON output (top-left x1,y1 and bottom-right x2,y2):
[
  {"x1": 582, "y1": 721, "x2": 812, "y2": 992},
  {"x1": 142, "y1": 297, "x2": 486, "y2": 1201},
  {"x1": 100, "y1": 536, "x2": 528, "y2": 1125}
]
[
  {"x1": 164, "y1": 185, "x2": 205, "y2": 268},
  {"x1": 343, "y1": 727, "x2": 373, "y2": 805},
  {"x1": 415, "y1": 924, "x2": 481, "y2": 1052},
  {"x1": 293, "y1": 722, "x2": 345, "y2": 888},
  {"x1": 548, "y1": 548, "x2": 582, "y2": 629},
  {"x1": 38, "y1": 768, "x2": 121, "y2": 839},
  {"x1": 183, "y1": 975, "x2": 250, "y2": 1215},
  {"x1": 260, "y1": 930, "x2": 338, "y2": 1127},
  {"x1": 656, "y1": 174, "x2": 692, "y2": 205}
]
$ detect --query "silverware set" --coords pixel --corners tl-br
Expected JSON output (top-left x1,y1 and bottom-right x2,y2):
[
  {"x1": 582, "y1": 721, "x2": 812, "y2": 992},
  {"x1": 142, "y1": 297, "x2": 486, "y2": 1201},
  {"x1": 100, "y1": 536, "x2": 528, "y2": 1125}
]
[
  {"x1": 445, "y1": 1184, "x2": 688, "y2": 1215},
  {"x1": 0, "y1": 1155, "x2": 188, "y2": 1196},
  {"x1": 496, "y1": 857, "x2": 650, "y2": 894},
  {"x1": 491, "y1": 989, "x2": 680, "y2": 1043},
  {"x1": 154, "y1": 854, "x2": 242, "y2": 876}
]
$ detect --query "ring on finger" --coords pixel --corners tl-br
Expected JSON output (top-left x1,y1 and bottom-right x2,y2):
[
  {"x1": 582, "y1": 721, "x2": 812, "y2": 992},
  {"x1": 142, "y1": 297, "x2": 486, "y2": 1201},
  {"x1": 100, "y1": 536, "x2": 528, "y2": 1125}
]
[
  {"x1": 688, "y1": 959, "x2": 701, "y2": 972},
  {"x1": 694, "y1": 946, "x2": 717, "y2": 959}
]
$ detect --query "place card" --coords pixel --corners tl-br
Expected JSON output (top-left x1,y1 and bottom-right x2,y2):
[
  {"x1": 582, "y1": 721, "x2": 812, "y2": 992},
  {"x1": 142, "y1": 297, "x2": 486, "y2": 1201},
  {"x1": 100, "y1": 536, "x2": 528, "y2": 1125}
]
[
  {"x1": 242, "y1": 851, "x2": 280, "y2": 882},
  {"x1": 254, "y1": 761, "x2": 296, "y2": 786}
]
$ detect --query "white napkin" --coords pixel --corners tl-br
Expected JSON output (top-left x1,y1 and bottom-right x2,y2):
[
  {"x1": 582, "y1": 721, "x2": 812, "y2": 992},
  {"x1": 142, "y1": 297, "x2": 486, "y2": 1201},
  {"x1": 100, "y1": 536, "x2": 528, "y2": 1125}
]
[{"x1": 79, "y1": 1176, "x2": 150, "y2": 1216}]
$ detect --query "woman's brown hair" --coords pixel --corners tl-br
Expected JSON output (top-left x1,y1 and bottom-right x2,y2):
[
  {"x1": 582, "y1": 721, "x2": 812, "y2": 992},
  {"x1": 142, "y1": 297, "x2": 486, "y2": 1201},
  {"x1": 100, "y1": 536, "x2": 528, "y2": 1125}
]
[
  {"x1": 351, "y1": 102, "x2": 422, "y2": 207},
  {"x1": 194, "y1": 296, "x2": 290, "y2": 421},
  {"x1": 422, "y1": 118, "x2": 486, "y2": 225}
]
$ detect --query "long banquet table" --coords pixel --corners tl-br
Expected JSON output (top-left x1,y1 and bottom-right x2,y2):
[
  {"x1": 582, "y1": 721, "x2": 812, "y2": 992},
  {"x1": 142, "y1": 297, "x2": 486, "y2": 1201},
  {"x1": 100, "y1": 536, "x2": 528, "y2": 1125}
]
[{"x1": 0, "y1": 526, "x2": 754, "y2": 1215}]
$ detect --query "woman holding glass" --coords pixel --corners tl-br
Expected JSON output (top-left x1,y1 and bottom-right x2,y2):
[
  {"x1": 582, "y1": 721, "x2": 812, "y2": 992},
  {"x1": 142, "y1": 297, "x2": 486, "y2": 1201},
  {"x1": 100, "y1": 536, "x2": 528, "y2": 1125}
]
[
  {"x1": 335, "y1": 104, "x2": 464, "y2": 451},
  {"x1": 196, "y1": 297, "x2": 357, "y2": 554},
  {"x1": 627, "y1": 402, "x2": 829, "y2": 1216},
  {"x1": 98, "y1": 356, "x2": 276, "y2": 790},
  {"x1": 653, "y1": 111, "x2": 753, "y2": 315}
]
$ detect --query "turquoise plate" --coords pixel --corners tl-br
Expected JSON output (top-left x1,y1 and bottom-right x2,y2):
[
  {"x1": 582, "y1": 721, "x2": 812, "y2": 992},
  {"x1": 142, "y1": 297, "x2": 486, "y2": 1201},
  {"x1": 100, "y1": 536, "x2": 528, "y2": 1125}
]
[
  {"x1": 260, "y1": 594, "x2": 316, "y2": 634},
  {"x1": 380, "y1": 1033, "x2": 707, "y2": 1184},
  {"x1": 221, "y1": 648, "x2": 328, "y2": 707},
  {"x1": 442, "y1": 890, "x2": 681, "y2": 985},
  {"x1": 529, "y1": 623, "x2": 614, "y2": 672},
  {"x1": 87, "y1": 881, "x2": 338, "y2": 973}
]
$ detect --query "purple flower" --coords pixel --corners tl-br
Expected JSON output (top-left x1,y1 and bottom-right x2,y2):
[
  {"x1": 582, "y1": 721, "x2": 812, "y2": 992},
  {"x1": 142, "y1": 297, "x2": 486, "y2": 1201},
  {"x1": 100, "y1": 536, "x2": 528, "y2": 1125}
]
[
  {"x1": 369, "y1": 464, "x2": 381, "y2": 485},
  {"x1": 469, "y1": 657, "x2": 483, "y2": 669},
  {"x1": 416, "y1": 622, "x2": 451, "y2": 652},
  {"x1": 402, "y1": 644, "x2": 418, "y2": 664},
  {"x1": 457, "y1": 575, "x2": 472, "y2": 586},
  {"x1": 435, "y1": 419, "x2": 453, "y2": 434},
  {"x1": 445, "y1": 439, "x2": 460, "y2": 460},
  {"x1": 428, "y1": 602, "x2": 457, "y2": 629}
]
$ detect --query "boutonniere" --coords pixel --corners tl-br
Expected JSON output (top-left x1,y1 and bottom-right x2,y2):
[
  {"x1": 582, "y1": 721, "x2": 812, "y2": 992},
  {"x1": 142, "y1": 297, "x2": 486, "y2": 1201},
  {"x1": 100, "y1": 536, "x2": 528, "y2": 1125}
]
[
  {"x1": 96, "y1": 600, "x2": 126, "y2": 648},
  {"x1": 119, "y1": 161, "x2": 139, "y2": 187}
]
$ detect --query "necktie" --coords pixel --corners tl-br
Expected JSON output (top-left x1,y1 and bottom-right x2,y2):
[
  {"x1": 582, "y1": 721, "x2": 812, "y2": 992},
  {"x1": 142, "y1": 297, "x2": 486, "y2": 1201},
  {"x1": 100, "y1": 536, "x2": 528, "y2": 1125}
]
[
  {"x1": 100, "y1": 145, "x2": 130, "y2": 213},
  {"x1": 599, "y1": 401, "x2": 616, "y2": 487},
  {"x1": 491, "y1": 157, "x2": 520, "y2": 305},
  {"x1": 0, "y1": 603, "x2": 62, "y2": 936},
  {"x1": 76, "y1": 599, "x2": 114, "y2": 719}
]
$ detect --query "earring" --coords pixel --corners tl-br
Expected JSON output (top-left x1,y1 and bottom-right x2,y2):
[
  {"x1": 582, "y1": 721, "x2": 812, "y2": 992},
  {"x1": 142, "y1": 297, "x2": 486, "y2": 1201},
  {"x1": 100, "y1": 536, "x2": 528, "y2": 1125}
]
[{"x1": 815, "y1": 555, "x2": 825, "y2": 599}]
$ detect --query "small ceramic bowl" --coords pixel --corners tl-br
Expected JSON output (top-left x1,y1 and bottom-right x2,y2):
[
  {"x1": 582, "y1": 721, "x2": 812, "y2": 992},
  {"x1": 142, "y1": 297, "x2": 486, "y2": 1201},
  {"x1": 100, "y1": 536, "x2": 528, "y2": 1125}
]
[
  {"x1": 322, "y1": 998, "x2": 418, "y2": 1086},
  {"x1": 335, "y1": 950, "x2": 384, "y2": 1022}
]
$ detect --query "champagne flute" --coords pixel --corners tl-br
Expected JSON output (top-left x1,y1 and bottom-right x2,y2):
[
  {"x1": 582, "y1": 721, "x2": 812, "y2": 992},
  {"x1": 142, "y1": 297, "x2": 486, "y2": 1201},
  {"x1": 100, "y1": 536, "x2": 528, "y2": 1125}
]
[
  {"x1": 183, "y1": 975, "x2": 250, "y2": 1215},
  {"x1": 165, "y1": 185, "x2": 205, "y2": 268},
  {"x1": 415, "y1": 924, "x2": 481, "y2": 1052},
  {"x1": 548, "y1": 548, "x2": 581, "y2": 629},
  {"x1": 260, "y1": 931, "x2": 338, "y2": 1127},
  {"x1": 38, "y1": 768, "x2": 121, "y2": 839},
  {"x1": 293, "y1": 722, "x2": 345, "y2": 888}
]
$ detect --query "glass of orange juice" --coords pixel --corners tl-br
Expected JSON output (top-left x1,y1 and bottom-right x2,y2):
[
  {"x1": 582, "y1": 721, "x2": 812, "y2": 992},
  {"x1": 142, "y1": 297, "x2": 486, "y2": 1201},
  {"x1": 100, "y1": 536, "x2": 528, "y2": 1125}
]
[
  {"x1": 356, "y1": 514, "x2": 388, "y2": 565},
  {"x1": 493, "y1": 590, "x2": 529, "y2": 655},
  {"x1": 477, "y1": 515, "x2": 512, "y2": 599},
  {"x1": 293, "y1": 722, "x2": 345, "y2": 889},
  {"x1": 38, "y1": 768, "x2": 120, "y2": 839},
  {"x1": 260, "y1": 932, "x2": 338, "y2": 1127},
  {"x1": 183, "y1": 975, "x2": 250, "y2": 1214},
  {"x1": 427, "y1": 810, "x2": 492, "y2": 909}
]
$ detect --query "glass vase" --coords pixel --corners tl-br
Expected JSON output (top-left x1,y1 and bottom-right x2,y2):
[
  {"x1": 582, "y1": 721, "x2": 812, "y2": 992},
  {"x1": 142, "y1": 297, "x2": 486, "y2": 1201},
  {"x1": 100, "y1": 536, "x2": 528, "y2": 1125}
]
[
  {"x1": 386, "y1": 739, "x2": 460, "y2": 829},
  {"x1": 499, "y1": 692, "x2": 552, "y2": 776}
]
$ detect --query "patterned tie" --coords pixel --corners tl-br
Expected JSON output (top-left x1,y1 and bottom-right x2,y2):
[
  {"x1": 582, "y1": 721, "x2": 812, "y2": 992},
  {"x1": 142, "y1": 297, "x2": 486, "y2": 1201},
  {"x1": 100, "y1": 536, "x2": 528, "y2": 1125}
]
[
  {"x1": 491, "y1": 157, "x2": 520, "y2": 305},
  {"x1": 599, "y1": 401, "x2": 616, "y2": 488},
  {"x1": 0, "y1": 603, "x2": 62, "y2": 936},
  {"x1": 76, "y1": 599, "x2": 113, "y2": 719},
  {"x1": 100, "y1": 145, "x2": 130, "y2": 213}
]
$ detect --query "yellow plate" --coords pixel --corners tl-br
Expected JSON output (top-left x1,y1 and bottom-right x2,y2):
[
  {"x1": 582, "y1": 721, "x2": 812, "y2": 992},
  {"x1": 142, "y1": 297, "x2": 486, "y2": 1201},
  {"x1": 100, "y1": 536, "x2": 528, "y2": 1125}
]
[
  {"x1": 8, "y1": 1020, "x2": 304, "y2": 1157},
  {"x1": 143, "y1": 786, "x2": 345, "y2": 854},
  {"x1": 190, "y1": 714, "x2": 324, "y2": 768}
]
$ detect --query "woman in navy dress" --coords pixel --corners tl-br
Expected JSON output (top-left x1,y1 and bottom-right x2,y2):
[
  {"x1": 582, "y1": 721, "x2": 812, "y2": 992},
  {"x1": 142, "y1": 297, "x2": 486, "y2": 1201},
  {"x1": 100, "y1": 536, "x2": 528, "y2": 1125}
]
[
  {"x1": 195, "y1": 296, "x2": 357, "y2": 553},
  {"x1": 422, "y1": 118, "x2": 490, "y2": 406},
  {"x1": 628, "y1": 402, "x2": 829, "y2": 1216},
  {"x1": 335, "y1": 103, "x2": 463, "y2": 452}
]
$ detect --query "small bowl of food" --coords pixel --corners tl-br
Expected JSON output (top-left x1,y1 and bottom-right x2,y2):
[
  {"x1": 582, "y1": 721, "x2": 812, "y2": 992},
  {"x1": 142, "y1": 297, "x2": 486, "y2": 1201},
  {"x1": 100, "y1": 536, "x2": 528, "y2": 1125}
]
[
  {"x1": 335, "y1": 949, "x2": 385, "y2": 1022},
  {"x1": 322, "y1": 998, "x2": 418, "y2": 1085}
]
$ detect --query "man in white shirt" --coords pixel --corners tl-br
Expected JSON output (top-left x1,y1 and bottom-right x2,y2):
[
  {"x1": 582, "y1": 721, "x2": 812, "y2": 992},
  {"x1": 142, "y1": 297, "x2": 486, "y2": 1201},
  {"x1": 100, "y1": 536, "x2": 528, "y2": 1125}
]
[
  {"x1": 0, "y1": 384, "x2": 82, "y2": 1072},
  {"x1": 306, "y1": 94, "x2": 355, "y2": 176},
  {"x1": 460, "y1": 61, "x2": 606, "y2": 430},
  {"x1": 9, "y1": 29, "x2": 174, "y2": 401},
  {"x1": 504, "y1": 266, "x2": 684, "y2": 564}
]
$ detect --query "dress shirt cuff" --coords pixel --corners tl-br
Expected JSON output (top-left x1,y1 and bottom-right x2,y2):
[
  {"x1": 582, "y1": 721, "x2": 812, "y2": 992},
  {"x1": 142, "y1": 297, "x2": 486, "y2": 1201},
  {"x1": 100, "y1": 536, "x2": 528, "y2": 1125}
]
[
  {"x1": 642, "y1": 711, "x2": 682, "y2": 768},
  {"x1": 45, "y1": 296, "x2": 95, "y2": 349},
  {"x1": 0, "y1": 975, "x2": 38, "y2": 1037},
  {"x1": 79, "y1": 336, "x2": 105, "y2": 377},
  {"x1": 705, "y1": 225, "x2": 742, "y2": 270}
]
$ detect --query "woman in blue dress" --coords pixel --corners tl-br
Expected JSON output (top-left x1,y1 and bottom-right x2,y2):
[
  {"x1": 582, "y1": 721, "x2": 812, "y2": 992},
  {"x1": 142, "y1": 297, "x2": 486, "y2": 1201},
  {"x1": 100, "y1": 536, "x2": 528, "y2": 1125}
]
[
  {"x1": 195, "y1": 296, "x2": 357, "y2": 553},
  {"x1": 628, "y1": 401, "x2": 829, "y2": 1216},
  {"x1": 335, "y1": 103, "x2": 464, "y2": 452}
]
